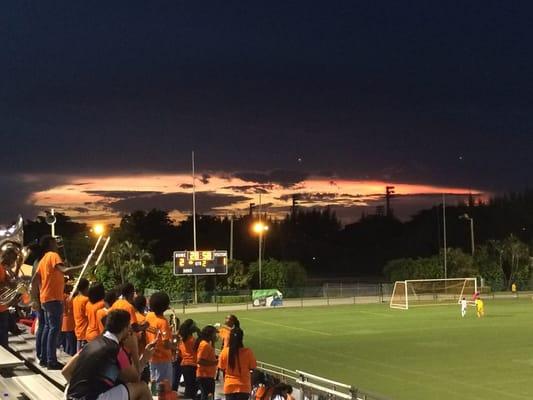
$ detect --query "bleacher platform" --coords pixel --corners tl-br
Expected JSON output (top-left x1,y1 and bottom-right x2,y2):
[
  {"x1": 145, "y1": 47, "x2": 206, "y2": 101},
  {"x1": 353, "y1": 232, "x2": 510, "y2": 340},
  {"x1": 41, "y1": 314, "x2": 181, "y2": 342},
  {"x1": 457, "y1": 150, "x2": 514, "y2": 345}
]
[{"x1": 2, "y1": 326, "x2": 369, "y2": 400}]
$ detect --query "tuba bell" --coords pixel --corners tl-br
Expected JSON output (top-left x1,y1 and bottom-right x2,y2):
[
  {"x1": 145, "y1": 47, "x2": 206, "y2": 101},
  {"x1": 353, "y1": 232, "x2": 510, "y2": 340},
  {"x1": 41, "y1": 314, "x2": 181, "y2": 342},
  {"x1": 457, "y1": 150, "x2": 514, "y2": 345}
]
[{"x1": 0, "y1": 216, "x2": 31, "y2": 307}]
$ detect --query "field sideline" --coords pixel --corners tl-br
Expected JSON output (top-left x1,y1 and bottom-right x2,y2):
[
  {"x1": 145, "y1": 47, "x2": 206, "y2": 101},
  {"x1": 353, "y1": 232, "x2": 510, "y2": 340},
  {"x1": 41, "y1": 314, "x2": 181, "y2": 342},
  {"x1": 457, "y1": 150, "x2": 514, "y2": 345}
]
[{"x1": 180, "y1": 298, "x2": 533, "y2": 400}]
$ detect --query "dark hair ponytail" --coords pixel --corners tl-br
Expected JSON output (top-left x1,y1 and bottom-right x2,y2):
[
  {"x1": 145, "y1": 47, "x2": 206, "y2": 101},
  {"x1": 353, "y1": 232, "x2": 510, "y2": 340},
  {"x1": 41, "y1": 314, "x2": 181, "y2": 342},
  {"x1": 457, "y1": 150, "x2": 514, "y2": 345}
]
[{"x1": 228, "y1": 327, "x2": 244, "y2": 372}]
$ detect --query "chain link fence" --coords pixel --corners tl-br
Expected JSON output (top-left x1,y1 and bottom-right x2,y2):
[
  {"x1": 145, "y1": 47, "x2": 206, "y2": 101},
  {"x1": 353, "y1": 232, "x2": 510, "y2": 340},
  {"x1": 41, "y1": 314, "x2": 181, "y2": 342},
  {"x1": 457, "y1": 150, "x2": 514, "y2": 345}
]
[{"x1": 166, "y1": 283, "x2": 395, "y2": 314}]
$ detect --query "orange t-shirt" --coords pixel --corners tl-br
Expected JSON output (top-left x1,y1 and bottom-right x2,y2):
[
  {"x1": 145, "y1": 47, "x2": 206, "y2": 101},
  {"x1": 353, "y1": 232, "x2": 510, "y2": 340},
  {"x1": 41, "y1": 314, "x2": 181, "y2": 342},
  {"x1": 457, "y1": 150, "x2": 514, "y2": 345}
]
[
  {"x1": 0, "y1": 264, "x2": 8, "y2": 313},
  {"x1": 196, "y1": 340, "x2": 217, "y2": 378},
  {"x1": 85, "y1": 300, "x2": 105, "y2": 341},
  {"x1": 110, "y1": 299, "x2": 138, "y2": 325},
  {"x1": 62, "y1": 294, "x2": 75, "y2": 332},
  {"x1": 179, "y1": 336, "x2": 197, "y2": 366},
  {"x1": 219, "y1": 326, "x2": 231, "y2": 348},
  {"x1": 73, "y1": 294, "x2": 89, "y2": 341},
  {"x1": 96, "y1": 308, "x2": 108, "y2": 335},
  {"x1": 135, "y1": 311, "x2": 146, "y2": 325},
  {"x1": 218, "y1": 347, "x2": 257, "y2": 394},
  {"x1": 38, "y1": 251, "x2": 64, "y2": 303},
  {"x1": 145, "y1": 312, "x2": 172, "y2": 363}
]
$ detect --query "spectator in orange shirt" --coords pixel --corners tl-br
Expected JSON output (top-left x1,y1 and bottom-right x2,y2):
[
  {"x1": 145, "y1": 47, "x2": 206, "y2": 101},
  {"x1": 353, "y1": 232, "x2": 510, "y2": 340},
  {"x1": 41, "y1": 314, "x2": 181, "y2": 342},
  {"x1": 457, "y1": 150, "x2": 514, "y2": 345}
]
[
  {"x1": 145, "y1": 292, "x2": 175, "y2": 386},
  {"x1": 111, "y1": 283, "x2": 143, "y2": 330},
  {"x1": 35, "y1": 235, "x2": 82, "y2": 369},
  {"x1": 85, "y1": 283, "x2": 106, "y2": 342},
  {"x1": 195, "y1": 325, "x2": 218, "y2": 400},
  {"x1": 96, "y1": 290, "x2": 117, "y2": 335},
  {"x1": 219, "y1": 315, "x2": 240, "y2": 349},
  {"x1": 218, "y1": 328, "x2": 257, "y2": 400},
  {"x1": 60, "y1": 284, "x2": 76, "y2": 355},
  {"x1": 216, "y1": 314, "x2": 240, "y2": 382},
  {"x1": 179, "y1": 318, "x2": 199, "y2": 398},
  {"x1": 0, "y1": 247, "x2": 18, "y2": 347},
  {"x1": 72, "y1": 278, "x2": 90, "y2": 352},
  {"x1": 133, "y1": 295, "x2": 147, "y2": 326},
  {"x1": 133, "y1": 294, "x2": 150, "y2": 383}
]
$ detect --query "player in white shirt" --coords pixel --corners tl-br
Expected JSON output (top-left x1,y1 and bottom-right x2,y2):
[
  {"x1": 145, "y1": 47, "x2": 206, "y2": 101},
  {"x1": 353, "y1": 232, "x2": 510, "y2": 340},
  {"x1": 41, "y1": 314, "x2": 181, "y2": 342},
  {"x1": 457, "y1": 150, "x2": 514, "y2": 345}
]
[{"x1": 460, "y1": 297, "x2": 467, "y2": 317}]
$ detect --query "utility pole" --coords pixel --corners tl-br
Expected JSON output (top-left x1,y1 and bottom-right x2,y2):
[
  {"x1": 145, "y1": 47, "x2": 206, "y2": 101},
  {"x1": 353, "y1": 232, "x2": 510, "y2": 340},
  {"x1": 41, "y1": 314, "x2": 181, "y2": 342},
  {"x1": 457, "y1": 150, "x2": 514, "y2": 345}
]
[
  {"x1": 443, "y1": 194, "x2": 447, "y2": 279},
  {"x1": 386, "y1": 186, "x2": 395, "y2": 217},
  {"x1": 192, "y1": 151, "x2": 198, "y2": 304},
  {"x1": 229, "y1": 214, "x2": 234, "y2": 260}
]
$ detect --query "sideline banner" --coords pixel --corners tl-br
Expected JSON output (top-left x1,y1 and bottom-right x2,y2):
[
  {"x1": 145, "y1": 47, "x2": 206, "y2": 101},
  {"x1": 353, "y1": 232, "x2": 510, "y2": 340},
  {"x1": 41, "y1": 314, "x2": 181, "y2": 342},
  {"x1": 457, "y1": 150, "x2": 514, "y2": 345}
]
[{"x1": 252, "y1": 289, "x2": 283, "y2": 307}]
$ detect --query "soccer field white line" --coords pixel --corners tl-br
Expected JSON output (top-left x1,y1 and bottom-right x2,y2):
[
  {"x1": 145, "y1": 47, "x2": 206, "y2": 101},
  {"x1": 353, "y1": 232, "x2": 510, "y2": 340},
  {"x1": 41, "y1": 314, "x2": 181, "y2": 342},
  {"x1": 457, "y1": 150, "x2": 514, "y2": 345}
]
[
  {"x1": 239, "y1": 316, "x2": 333, "y2": 336},
  {"x1": 256, "y1": 328, "x2": 531, "y2": 400}
]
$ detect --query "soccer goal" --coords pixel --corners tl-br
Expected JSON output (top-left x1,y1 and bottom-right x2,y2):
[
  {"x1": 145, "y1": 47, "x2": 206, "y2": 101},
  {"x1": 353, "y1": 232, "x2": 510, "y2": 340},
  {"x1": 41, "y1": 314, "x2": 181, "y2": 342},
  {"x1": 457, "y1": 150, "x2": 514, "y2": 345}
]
[{"x1": 389, "y1": 277, "x2": 477, "y2": 310}]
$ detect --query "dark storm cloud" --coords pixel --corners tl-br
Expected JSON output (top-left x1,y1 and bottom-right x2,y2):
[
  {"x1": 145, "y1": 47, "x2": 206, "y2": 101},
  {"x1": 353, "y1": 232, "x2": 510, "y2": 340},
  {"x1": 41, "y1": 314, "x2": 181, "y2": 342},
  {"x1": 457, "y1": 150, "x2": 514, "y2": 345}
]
[
  {"x1": 277, "y1": 192, "x2": 368, "y2": 204},
  {"x1": 222, "y1": 184, "x2": 274, "y2": 194},
  {"x1": 67, "y1": 207, "x2": 90, "y2": 214},
  {"x1": 199, "y1": 174, "x2": 211, "y2": 185},
  {"x1": 0, "y1": 175, "x2": 69, "y2": 224},
  {"x1": 84, "y1": 190, "x2": 163, "y2": 199},
  {"x1": 108, "y1": 191, "x2": 251, "y2": 214},
  {"x1": 233, "y1": 170, "x2": 308, "y2": 188}
]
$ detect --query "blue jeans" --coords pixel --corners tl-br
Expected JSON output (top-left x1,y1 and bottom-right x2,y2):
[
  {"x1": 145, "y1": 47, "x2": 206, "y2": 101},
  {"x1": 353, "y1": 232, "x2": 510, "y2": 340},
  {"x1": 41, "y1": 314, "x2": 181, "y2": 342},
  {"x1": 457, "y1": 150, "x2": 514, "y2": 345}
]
[
  {"x1": 41, "y1": 301, "x2": 63, "y2": 364},
  {"x1": 0, "y1": 311, "x2": 8, "y2": 347},
  {"x1": 150, "y1": 361, "x2": 173, "y2": 384},
  {"x1": 35, "y1": 309, "x2": 45, "y2": 360},
  {"x1": 60, "y1": 331, "x2": 77, "y2": 356}
]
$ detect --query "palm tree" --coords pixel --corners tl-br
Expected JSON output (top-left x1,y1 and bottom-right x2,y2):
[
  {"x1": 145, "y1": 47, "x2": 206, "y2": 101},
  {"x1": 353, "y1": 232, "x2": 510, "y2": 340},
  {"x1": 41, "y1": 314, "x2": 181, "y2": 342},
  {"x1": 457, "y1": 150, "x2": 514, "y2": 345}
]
[{"x1": 105, "y1": 241, "x2": 152, "y2": 284}]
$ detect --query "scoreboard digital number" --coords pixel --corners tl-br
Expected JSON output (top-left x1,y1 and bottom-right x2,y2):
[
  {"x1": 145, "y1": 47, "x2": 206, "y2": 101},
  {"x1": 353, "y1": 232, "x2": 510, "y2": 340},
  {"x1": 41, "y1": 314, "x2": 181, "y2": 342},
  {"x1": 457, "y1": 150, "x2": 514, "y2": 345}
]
[{"x1": 173, "y1": 250, "x2": 228, "y2": 276}]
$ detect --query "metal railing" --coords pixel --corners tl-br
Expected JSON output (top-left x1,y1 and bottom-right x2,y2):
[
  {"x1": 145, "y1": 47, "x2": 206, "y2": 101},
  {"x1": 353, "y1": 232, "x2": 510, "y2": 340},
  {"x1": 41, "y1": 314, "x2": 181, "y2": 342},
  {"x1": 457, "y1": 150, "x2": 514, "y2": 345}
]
[{"x1": 251, "y1": 360, "x2": 391, "y2": 400}]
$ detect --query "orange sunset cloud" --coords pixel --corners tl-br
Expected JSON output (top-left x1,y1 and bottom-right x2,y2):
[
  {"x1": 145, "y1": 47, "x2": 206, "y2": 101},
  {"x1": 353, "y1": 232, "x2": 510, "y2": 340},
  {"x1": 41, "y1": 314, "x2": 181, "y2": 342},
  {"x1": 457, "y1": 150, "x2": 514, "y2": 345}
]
[{"x1": 27, "y1": 173, "x2": 484, "y2": 225}]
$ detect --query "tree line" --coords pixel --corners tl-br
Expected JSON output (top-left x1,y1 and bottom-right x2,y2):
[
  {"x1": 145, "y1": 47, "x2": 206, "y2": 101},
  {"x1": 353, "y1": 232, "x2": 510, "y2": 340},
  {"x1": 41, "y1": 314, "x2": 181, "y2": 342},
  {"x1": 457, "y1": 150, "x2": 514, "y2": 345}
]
[{"x1": 20, "y1": 190, "x2": 533, "y2": 292}]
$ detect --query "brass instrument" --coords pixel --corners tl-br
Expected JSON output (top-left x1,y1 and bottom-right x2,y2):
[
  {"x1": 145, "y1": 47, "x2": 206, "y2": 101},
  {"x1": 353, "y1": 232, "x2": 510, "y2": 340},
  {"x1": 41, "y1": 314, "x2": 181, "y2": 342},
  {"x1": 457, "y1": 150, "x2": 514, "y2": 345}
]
[
  {"x1": 0, "y1": 216, "x2": 31, "y2": 307},
  {"x1": 69, "y1": 232, "x2": 110, "y2": 300}
]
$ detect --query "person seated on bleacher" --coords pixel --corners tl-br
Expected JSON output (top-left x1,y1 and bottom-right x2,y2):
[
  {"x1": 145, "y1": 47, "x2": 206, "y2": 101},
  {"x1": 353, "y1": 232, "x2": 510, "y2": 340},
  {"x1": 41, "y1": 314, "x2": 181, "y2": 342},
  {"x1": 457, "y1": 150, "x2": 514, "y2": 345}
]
[{"x1": 62, "y1": 309, "x2": 155, "y2": 400}]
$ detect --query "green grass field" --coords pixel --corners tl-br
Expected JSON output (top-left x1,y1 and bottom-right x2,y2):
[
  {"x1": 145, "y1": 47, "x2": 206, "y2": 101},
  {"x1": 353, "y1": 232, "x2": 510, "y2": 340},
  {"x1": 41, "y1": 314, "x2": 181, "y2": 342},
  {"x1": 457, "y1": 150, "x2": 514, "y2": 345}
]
[{"x1": 184, "y1": 298, "x2": 533, "y2": 400}]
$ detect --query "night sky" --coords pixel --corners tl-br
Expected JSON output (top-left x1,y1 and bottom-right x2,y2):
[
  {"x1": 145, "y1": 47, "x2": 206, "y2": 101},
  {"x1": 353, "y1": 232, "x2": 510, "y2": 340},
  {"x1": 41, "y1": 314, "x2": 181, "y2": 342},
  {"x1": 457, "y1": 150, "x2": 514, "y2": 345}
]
[{"x1": 1, "y1": 2, "x2": 532, "y2": 224}]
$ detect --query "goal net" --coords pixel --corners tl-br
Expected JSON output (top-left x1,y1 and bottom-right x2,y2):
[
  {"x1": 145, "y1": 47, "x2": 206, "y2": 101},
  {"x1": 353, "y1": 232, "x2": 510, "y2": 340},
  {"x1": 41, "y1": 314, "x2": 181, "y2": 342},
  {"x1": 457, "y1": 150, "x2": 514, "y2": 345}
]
[{"x1": 390, "y1": 278, "x2": 477, "y2": 310}]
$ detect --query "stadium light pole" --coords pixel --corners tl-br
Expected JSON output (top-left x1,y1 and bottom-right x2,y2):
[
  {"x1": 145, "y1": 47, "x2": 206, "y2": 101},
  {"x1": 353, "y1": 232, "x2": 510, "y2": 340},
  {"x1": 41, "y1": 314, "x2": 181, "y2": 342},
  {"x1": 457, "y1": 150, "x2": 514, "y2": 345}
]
[
  {"x1": 253, "y1": 222, "x2": 269, "y2": 288},
  {"x1": 459, "y1": 213, "x2": 475, "y2": 256}
]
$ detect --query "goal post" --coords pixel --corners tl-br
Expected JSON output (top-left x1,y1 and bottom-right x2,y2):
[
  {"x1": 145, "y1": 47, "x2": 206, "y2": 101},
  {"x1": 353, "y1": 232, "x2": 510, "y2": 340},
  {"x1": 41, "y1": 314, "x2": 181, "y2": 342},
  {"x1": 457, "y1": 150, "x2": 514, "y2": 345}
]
[{"x1": 389, "y1": 277, "x2": 477, "y2": 310}]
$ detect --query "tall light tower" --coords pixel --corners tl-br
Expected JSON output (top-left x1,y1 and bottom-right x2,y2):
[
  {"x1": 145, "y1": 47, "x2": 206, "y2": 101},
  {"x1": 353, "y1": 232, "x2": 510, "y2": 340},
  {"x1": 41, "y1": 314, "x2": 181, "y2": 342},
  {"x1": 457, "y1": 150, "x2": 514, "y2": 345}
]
[
  {"x1": 459, "y1": 213, "x2": 475, "y2": 256},
  {"x1": 386, "y1": 186, "x2": 395, "y2": 217}
]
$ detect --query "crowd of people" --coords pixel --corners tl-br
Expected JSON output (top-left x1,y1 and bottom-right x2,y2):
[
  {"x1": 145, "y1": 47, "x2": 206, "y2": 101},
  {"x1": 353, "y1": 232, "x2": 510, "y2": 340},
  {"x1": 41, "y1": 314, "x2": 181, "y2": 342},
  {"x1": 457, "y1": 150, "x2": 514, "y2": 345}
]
[{"x1": 0, "y1": 234, "x2": 295, "y2": 400}]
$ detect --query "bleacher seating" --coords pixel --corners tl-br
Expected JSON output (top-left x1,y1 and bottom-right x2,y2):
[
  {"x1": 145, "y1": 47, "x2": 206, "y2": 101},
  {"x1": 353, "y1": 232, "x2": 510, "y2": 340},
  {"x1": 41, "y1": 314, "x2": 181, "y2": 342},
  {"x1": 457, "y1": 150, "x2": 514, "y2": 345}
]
[{"x1": 1, "y1": 329, "x2": 69, "y2": 399}]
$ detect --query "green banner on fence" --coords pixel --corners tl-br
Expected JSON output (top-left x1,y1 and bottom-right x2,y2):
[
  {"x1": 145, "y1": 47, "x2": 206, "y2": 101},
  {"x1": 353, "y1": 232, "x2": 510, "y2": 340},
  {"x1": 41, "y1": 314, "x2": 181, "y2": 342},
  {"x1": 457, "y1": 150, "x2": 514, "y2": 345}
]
[{"x1": 252, "y1": 289, "x2": 283, "y2": 307}]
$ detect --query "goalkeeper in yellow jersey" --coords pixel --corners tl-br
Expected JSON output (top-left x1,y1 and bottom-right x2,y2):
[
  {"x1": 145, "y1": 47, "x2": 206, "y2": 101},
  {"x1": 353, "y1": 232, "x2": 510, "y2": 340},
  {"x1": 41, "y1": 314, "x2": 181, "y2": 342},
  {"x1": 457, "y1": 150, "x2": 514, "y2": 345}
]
[{"x1": 475, "y1": 298, "x2": 485, "y2": 318}]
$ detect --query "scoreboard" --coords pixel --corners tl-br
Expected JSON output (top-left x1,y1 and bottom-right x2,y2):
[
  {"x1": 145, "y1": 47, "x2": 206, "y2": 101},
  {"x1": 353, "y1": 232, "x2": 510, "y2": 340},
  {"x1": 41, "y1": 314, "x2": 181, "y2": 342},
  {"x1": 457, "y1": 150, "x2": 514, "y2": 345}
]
[{"x1": 173, "y1": 250, "x2": 228, "y2": 276}]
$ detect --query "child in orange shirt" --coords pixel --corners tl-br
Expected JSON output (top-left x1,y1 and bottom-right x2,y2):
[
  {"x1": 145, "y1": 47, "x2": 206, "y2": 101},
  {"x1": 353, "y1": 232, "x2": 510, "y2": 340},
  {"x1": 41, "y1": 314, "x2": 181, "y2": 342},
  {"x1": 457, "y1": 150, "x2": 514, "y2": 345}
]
[
  {"x1": 60, "y1": 284, "x2": 76, "y2": 355},
  {"x1": 195, "y1": 325, "x2": 218, "y2": 400},
  {"x1": 72, "y1": 278, "x2": 90, "y2": 351},
  {"x1": 218, "y1": 328, "x2": 257, "y2": 400},
  {"x1": 179, "y1": 319, "x2": 199, "y2": 398},
  {"x1": 85, "y1": 283, "x2": 106, "y2": 342},
  {"x1": 145, "y1": 292, "x2": 175, "y2": 386},
  {"x1": 96, "y1": 290, "x2": 117, "y2": 335}
]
